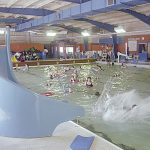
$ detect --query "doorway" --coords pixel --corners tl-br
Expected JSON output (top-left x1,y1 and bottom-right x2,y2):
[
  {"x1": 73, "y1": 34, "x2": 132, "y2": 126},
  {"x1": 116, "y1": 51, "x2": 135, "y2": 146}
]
[
  {"x1": 59, "y1": 47, "x2": 64, "y2": 58},
  {"x1": 66, "y1": 47, "x2": 74, "y2": 59},
  {"x1": 138, "y1": 43, "x2": 148, "y2": 53}
]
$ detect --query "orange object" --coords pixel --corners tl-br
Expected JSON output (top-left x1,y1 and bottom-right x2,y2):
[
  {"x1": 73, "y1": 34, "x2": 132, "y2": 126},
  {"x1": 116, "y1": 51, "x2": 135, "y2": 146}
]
[{"x1": 41, "y1": 92, "x2": 54, "y2": 96}]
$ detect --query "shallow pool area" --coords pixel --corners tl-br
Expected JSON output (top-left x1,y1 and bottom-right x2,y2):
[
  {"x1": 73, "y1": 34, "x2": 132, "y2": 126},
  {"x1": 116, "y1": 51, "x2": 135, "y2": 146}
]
[{"x1": 14, "y1": 64, "x2": 150, "y2": 150}]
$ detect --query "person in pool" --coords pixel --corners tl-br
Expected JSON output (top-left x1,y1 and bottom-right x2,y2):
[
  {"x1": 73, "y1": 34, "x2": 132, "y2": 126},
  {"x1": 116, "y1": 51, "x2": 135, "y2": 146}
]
[
  {"x1": 113, "y1": 73, "x2": 120, "y2": 77},
  {"x1": 70, "y1": 69, "x2": 79, "y2": 82},
  {"x1": 121, "y1": 62, "x2": 127, "y2": 69},
  {"x1": 95, "y1": 92, "x2": 100, "y2": 97},
  {"x1": 85, "y1": 77, "x2": 93, "y2": 88},
  {"x1": 96, "y1": 64, "x2": 104, "y2": 71},
  {"x1": 74, "y1": 69, "x2": 78, "y2": 78},
  {"x1": 70, "y1": 75, "x2": 76, "y2": 83},
  {"x1": 49, "y1": 74, "x2": 54, "y2": 79},
  {"x1": 123, "y1": 104, "x2": 137, "y2": 111}
]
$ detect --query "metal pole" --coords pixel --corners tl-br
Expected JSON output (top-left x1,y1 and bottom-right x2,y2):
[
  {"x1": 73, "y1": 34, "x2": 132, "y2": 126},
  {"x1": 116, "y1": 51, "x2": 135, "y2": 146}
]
[
  {"x1": 83, "y1": 37, "x2": 89, "y2": 52},
  {"x1": 5, "y1": 26, "x2": 10, "y2": 54},
  {"x1": 112, "y1": 34, "x2": 118, "y2": 59},
  {"x1": 5, "y1": 26, "x2": 11, "y2": 65}
]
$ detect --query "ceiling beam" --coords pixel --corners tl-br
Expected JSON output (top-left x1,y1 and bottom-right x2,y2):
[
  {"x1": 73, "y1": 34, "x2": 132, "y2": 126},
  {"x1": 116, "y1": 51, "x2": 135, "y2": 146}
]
[
  {"x1": 24, "y1": 0, "x2": 54, "y2": 8},
  {"x1": 60, "y1": 0, "x2": 90, "y2": 4},
  {"x1": 7, "y1": 0, "x2": 18, "y2": 7},
  {"x1": 16, "y1": 0, "x2": 149, "y2": 31},
  {"x1": 119, "y1": 9, "x2": 150, "y2": 25},
  {"x1": 75, "y1": 18, "x2": 115, "y2": 32},
  {"x1": 0, "y1": 18, "x2": 29, "y2": 24},
  {"x1": 23, "y1": 0, "x2": 41, "y2": 7},
  {"x1": 28, "y1": 0, "x2": 56, "y2": 8},
  {"x1": 51, "y1": 24, "x2": 82, "y2": 34},
  {"x1": 0, "y1": 7, "x2": 54, "y2": 16}
]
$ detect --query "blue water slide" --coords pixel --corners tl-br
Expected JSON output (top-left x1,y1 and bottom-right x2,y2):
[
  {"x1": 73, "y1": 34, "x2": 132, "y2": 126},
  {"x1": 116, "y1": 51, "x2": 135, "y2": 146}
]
[{"x1": 0, "y1": 47, "x2": 84, "y2": 138}]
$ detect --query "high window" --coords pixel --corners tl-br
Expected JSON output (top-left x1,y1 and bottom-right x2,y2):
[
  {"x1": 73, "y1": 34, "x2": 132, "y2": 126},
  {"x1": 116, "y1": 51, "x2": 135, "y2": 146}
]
[{"x1": 107, "y1": 0, "x2": 116, "y2": 6}]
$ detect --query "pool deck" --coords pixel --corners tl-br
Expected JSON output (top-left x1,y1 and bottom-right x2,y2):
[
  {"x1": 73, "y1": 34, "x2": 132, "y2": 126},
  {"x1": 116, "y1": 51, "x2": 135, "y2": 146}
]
[
  {"x1": 0, "y1": 121, "x2": 122, "y2": 150},
  {"x1": 97, "y1": 61, "x2": 150, "y2": 69},
  {"x1": 13, "y1": 58, "x2": 96, "y2": 67},
  {"x1": 13, "y1": 59, "x2": 150, "y2": 69}
]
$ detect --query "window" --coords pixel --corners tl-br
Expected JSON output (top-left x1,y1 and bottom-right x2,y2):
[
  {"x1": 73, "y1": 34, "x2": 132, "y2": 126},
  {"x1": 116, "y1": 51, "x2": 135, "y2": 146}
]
[
  {"x1": 66, "y1": 47, "x2": 74, "y2": 58},
  {"x1": 59, "y1": 47, "x2": 63, "y2": 53},
  {"x1": 107, "y1": 0, "x2": 116, "y2": 6},
  {"x1": 66, "y1": 47, "x2": 73, "y2": 54},
  {"x1": 128, "y1": 40, "x2": 137, "y2": 52}
]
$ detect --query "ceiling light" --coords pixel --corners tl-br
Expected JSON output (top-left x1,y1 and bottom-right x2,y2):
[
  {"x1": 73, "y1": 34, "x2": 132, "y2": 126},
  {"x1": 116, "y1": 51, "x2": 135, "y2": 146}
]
[
  {"x1": 114, "y1": 26, "x2": 126, "y2": 33},
  {"x1": 81, "y1": 30, "x2": 90, "y2": 37},
  {"x1": 28, "y1": 30, "x2": 37, "y2": 34},
  {"x1": 46, "y1": 31, "x2": 56, "y2": 36}
]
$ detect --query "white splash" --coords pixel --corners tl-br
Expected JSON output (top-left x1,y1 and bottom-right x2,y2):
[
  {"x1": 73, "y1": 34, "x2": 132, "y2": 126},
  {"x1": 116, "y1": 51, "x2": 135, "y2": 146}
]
[{"x1": 93, "y1": 89, "x2": 150, "y2": 124}]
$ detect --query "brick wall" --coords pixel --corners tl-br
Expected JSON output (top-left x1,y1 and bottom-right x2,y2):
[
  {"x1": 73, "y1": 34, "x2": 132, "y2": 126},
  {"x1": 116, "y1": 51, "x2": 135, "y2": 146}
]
[{"x1": 11, "y1": 43, "x2": 44, "y2": 52}]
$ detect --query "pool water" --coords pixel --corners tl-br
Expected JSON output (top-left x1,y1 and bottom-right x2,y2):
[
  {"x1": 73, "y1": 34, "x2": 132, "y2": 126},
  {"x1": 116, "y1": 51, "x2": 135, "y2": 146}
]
[{"x1": 14, "y1": 64, "x2": 150, "y2": 150}]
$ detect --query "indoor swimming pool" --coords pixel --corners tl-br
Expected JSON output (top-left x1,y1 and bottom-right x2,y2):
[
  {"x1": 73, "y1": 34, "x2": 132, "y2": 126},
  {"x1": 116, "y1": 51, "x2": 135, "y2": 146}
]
[{"x1": 14, "y1": 63, "x2": 150, "y2": 150}]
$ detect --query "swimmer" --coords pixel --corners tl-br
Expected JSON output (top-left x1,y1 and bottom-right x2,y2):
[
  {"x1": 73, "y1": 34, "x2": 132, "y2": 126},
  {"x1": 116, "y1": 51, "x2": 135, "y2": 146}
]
[
  {"x1": 74, "y1": 69, "x2": 78, "y2": 75},
  {"x1": 112, "y1": 62, "x2": 114, "y2": 66},
  {"x1": 68, "y1": 87, "x2": 72, "y2": 93},
  {"x1": 70, "y1": 75, "x2": 76, "y2": 83},
  {"x1": 95, "y1": 92, "x2": 100, "y2": 97},
  {"x1": 123, "y1": 104, "x2": 137, "y2": 111},
  {"x1": 46, "y1": 83, "x2": 52, "y2": 87},
  {"x1": 132, "y1": 104, "x2": 137, "y2": 109},
  {"x1": 85, "y1": 77, "x2": 93, "y2": 88},
  {"x1": 63, "y1": 83, "x2": 73, "y2": 93},
  {"x1": 49, "y1": 74, "x2": 54, "y2": 79},
  {"x1": 96, "y1": 64, "x2": 104, "y2": 71},
  {"x1": 113, "y1": 73, "x2": 120, "y2": 77},
  {"x1": 71, "y1": 69, "x2": 78, "y2": 80},
  {"x1": 74, "y1": 73, "x2": 78, "y2": 80},
  {"x1": 121, "y1": 62, "x2": 127, "y2": 69},
  {"x1": 64, "y1": 66, "x2": 70, "y2": 72}
]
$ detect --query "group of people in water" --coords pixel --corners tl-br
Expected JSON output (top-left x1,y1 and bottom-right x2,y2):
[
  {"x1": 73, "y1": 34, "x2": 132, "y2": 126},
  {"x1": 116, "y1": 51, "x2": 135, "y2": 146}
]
[
  {"x1": 46, "y1": 62, "x2": 127, "y2": 95},
  {"x1": 17, "y1": 62, "x2": 128, "y2": 98},
  {"x1": 45, "y1": 65, "x2": 100, "y2": 96},
  {"x1": 70, "y1": 74, "x2": 93, "y2": 87},
  {"x1": 70, "y1": 66, "x2": 95, "y2": 88}
]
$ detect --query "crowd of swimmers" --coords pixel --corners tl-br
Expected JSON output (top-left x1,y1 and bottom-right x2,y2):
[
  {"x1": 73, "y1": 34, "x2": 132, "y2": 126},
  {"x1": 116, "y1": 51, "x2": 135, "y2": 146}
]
[
  {"x1": 17, "y1": 62, "x2": 128, "y2": 97},
  {"x1": 45, "y1": 62, "x2": 127, "y2": 95}
]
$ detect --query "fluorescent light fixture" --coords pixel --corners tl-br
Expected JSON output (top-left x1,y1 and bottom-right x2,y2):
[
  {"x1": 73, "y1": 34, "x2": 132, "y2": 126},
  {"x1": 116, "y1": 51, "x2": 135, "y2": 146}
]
[
  {"x1": 46, "y1": 31, "x2": 56, "y2": 36},
  {"x1": 0, "y1": 29, "x2": 5, "y2": 35},
  {"x1": 81, "y1": 30, "x2": 90, "y2": 36},
  {"x1": 114, "y1": 26, "x2": 126, "y2": 33},
  {"x1": 28, "y1": 30, "x2": 37, "y2": 34}
]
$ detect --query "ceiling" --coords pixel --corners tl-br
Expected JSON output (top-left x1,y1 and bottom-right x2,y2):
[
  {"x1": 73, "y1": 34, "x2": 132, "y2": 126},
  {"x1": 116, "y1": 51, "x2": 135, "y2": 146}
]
[{"x1": 0, "y1": 0, "x2": 149, "y2": 44}]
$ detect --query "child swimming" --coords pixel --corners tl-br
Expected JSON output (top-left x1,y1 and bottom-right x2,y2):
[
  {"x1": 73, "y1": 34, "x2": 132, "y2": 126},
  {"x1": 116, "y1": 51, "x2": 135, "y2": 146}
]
[
  {"x1": 95, "y1": 92, "x2": 100, "y2": 97},
  {"x1": 121, "y1": 62, "x2": 127, "y2": 69},
  {"x1": 49, "y1": 74, "x2": 54, "y2": 79},
  {"x1": 70, "y1": 75, "x2": 76, "y2": 83},
  {"x1": 96, "y1": 64, "x2": 104, "y2": 71},
  {"x1": 85, "y1": 77, "x2": 93, "y2": 88}
]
